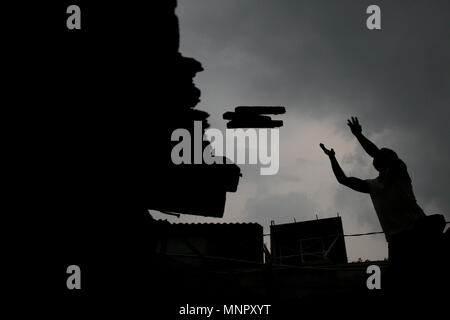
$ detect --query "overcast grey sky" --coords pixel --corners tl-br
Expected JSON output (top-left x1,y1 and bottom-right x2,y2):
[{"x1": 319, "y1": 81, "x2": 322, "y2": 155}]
[{"x1": 152, "y1": 0, "x2": 450, "y2": 261}]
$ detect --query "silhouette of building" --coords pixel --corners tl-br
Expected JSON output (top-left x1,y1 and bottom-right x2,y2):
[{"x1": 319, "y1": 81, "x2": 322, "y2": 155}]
[
  {"x1": 153, "y1": 219, "x2": 263, "y2": 263},
  {"x1": 270, "y1": 217, "x2": 348, "y2": 265}
]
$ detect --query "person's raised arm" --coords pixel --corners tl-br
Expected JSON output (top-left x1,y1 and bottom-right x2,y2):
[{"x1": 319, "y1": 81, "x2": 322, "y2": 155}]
[
  {"x1": 347, "y1": 117, "x2": 379, "y2": 158},
  {"x1": 320, "y1": 143, "x2": 369, "y2": 193}
]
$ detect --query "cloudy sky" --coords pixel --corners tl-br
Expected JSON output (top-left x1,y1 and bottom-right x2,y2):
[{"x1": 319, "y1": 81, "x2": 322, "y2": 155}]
[{"x1": 152, "y1": 0, "x2": 450, "y2": 261}]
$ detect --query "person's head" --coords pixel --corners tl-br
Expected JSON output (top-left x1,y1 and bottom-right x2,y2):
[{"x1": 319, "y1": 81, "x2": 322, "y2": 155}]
[{"x1": 373, "y1": 148, "x2": 398, "y2": 172}]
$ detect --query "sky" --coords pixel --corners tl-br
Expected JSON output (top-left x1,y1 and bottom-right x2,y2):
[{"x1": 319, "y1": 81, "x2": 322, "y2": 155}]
[{"x1": 151, "y1": 0, "x2": 450, "y2": 261}]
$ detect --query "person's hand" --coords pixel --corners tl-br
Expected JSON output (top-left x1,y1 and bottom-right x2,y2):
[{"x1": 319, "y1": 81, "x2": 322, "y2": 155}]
[
  {"x1": 320, "y1": 143, "x2": 335, "y2": 157},
  {"x1": 347, "y1": 116, "x2": 362, "y2": 136}
]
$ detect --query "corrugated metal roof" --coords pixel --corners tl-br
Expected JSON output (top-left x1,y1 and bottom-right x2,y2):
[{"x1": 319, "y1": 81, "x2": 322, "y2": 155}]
[{"x1": 155, "y1": 220, "x2": 261, "y2": 226}]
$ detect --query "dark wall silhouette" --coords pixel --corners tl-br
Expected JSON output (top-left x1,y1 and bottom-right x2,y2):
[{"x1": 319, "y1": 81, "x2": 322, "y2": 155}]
[
  {"x1": 5, "y1": 1, "x2": 240, "y2": 305},
  {"x1": 271, "y1": 217, "x2": 348, "y2": 265}
]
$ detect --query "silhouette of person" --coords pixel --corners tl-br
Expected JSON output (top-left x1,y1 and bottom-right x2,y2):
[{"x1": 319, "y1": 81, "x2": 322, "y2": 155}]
[
  {"x1": 319, "y1": 117, "x2": 430, "y2": 264},
  {"x1": 321, "y1": 118, "x2": 449, "y2": 299}
]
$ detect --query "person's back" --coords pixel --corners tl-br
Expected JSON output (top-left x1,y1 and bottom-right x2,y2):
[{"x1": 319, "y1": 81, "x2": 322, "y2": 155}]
[{"x1": 365, "y1": 150, "x2": 426, "y2": 242}]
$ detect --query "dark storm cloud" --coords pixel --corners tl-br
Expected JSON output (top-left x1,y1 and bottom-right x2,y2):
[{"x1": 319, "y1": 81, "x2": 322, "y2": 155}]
[
  {"x1": 245, "y1": 191, "x2": 317, "y2": 225},
  {"x1": 180, "y1": 0, "x2": 449, "y2": 122},
  {"x1": 175, "y1": 0, "x2": 450, "y2": 259}
]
